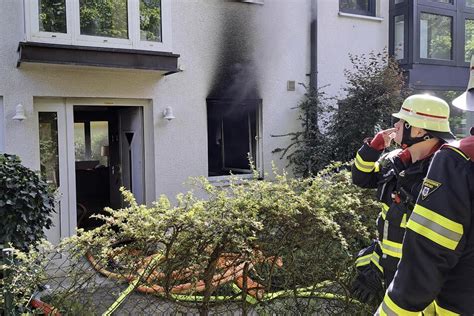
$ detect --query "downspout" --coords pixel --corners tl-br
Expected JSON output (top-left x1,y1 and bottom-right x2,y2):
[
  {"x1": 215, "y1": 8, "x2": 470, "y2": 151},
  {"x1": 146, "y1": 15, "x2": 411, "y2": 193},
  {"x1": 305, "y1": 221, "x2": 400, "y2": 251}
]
[{"x1": 310, "y1": 0, "x2": 317, "y2": 91}]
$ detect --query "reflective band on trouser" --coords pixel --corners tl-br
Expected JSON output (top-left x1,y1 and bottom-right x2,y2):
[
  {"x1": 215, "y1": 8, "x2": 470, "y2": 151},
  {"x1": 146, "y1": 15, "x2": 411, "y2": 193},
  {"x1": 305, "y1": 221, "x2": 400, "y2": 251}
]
[
  {"x1": 381, "y1": 239, "x2": 403, "y2": 258},
  {"x1": 381, "y1": 203, "x2": 389, "y2": 220},
  {"x1": 355, "y1": 254, "x2": 371, "y2": 267},
  {"x1": 371, "y1": 251, "x2": 383, "y2": 273},
  {"x1": 355, "y1": 153, "x2": 375, "y2": 173},
  {"x1": 434, "y1": 300, "x2": 460, "y2": 316},
  {"x1": 407, "y1": 204, "x2": 464, "y2": 250},
  {"x1": 376, "y1": 293, "x2": 422, "y2": 316}
]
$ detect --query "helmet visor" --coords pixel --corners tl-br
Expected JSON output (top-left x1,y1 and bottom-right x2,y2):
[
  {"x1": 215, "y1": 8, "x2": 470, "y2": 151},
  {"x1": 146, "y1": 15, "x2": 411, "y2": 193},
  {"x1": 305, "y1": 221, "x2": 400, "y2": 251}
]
[{"x1": 426, "y1": 130, "x2": 456, "y2": 142}]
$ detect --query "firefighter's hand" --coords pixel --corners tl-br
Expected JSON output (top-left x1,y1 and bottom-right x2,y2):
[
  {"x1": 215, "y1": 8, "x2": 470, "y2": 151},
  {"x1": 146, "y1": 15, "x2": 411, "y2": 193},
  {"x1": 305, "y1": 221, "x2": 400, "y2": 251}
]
[
  {"x1": 351, "y1": 266, "x2": 384, "y2": 305},
  {"x1": 370, "y1": 128, "x2": 396, "y2": 151}
]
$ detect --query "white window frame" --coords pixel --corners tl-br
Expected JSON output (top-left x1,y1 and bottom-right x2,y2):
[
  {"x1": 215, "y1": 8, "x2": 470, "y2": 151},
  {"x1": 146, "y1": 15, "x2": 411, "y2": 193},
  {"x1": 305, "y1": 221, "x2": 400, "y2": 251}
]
[
  {"x1": 26, "y1": 0, "x2": 74, "y2": 45},
  {"x1": 24, "y1": 0, "x2": 172, "y2": 52},
  {"x1": 73, "y1": 0, "x2": 133, "y2": 48}
]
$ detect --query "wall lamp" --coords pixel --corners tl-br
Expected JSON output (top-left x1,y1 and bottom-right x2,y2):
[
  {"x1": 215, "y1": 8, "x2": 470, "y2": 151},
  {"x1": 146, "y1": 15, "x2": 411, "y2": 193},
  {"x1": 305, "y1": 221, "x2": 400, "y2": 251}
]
[
  {"x1": 163, "y1": 106, "x2": 175, "y2": 121},
  {"x1": 12, "y1": 103, "x2": 26, "y2": 121}
]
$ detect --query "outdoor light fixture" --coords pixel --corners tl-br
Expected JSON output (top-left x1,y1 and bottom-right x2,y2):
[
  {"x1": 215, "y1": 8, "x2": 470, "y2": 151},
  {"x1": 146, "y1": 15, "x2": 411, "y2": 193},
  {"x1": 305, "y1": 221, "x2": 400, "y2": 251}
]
[
  {"x1": 12, "y1": 103, "x2": 26, "y2": 121},
  {"x1": 163, "y1": 106, "x2": 175, "y2": 121}
]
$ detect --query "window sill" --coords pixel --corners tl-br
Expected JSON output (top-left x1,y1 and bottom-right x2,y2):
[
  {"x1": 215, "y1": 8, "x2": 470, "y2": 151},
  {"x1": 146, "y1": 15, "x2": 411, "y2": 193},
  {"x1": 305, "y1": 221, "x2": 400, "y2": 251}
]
[
  {"x1": 208, "y1": 173, "x2": 261, "y2": 187},
  {"x1": 338, "y1": 11, "x2": 384, "y2": 22},
  {"x1": 241, "y1": 0, "x2": 264, "y2": 4}
]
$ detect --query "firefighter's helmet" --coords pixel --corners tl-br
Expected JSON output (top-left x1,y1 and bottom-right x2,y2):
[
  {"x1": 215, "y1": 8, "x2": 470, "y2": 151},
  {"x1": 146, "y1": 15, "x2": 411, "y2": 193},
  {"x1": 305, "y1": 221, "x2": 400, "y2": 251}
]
[
  {"x1": 452, "y1": 55, "x2": 474, "y2": 111},
  {"x1": 393, "y1": 94, "x2": 455, "y2": 141}
]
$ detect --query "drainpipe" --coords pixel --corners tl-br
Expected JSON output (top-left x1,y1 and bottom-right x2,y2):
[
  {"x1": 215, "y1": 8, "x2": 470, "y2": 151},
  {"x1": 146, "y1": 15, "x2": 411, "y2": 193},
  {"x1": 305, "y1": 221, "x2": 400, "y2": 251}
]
[{"x1": 310, "y1": 0, "x2": 317, "y2": 91}]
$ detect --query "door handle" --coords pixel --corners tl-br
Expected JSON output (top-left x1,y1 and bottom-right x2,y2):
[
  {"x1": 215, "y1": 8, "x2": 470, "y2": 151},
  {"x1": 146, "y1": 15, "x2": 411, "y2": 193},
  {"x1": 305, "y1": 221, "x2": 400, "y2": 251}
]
[{"x1": 112, "y1": 165, "x2": 121, "y2": 175}]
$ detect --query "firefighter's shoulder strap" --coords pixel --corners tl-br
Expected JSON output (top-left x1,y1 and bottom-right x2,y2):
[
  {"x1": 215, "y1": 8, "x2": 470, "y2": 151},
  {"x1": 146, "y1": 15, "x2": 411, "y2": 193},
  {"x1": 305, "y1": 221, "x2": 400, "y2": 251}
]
[{"x1": 441, "y1": 134, "x2": 474, "y2": 162}]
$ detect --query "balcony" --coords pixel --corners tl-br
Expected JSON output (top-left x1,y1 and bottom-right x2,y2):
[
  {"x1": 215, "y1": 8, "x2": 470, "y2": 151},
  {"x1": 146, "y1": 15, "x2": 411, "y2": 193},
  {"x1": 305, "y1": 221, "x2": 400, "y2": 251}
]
[{"x1": 389, "y1": 0, "x2": 473, "y2": 90}]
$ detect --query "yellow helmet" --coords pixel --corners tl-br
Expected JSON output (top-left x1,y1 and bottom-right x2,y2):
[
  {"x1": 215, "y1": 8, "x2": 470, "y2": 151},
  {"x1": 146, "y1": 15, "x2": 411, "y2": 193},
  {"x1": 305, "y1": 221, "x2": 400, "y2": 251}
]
[
  {"x1": 393, "y1": 94, "x2": 455, "y2": 141},
  {"x1": 392, "y1": 94, "x2": 455, "y2": 138}
]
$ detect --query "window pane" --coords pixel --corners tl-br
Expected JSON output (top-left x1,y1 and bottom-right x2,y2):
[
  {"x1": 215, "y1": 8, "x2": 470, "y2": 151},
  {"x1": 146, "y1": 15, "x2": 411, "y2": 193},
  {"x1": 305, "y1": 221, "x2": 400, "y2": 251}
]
[
  {"x1": 395, "y1": 0, "x2": 404, "y2": 3},
  {"x1": 429, "y1": 0, "x2": 453, "y2": 3},
  {"x1": 339, "y1": 0, "x2": 374, "y2": 16},
  {"x1": 39, "y1": 112, "x2": 60, "y2": 189},
  {"x1": 38, "y1": 0, "x2": 67, "y2": 33},
  {"x1": 140, "y1": 0, "x2": 162, "y2": 42},
  {"x1": 394, "y1": 15, "x2": 405, "y2": 60},
  {"x1": 468, "y1": 0, "x2": 474, "y2": 8},
  {"x1": 75, "y1": 121, "x2": 109, "y2": 166},
  {"x1": 340, "y1": 0, "x2": 369, "y2": 11},
  {"x1": 466, "y1": 19, "x2": 474, "y2": 62},
  {"x1": 80, "y1": 0, "x2": 129, "y2": 39},
  {"x1": 420, "y1": 13, "x2": 452, "y2": 60},
  {"x1": 90, "y1": 121, "x2": 109, "y2": 166},
  {"x1": 74, "y1": 122, "x2": 86, "y2": 161}
]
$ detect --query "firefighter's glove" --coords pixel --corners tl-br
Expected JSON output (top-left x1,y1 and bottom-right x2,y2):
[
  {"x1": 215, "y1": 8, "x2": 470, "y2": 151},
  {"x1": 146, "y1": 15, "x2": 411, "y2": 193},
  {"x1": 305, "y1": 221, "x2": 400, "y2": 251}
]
[
  {"x1": 397, "y1": 148, "x2": 412, "y2": 166},
  {"x1": 351, "y1": 265, "x2": 384, "y2": 305},
  {"x1": 370, "y1": 131, "x2": 386, "y2": 151}
]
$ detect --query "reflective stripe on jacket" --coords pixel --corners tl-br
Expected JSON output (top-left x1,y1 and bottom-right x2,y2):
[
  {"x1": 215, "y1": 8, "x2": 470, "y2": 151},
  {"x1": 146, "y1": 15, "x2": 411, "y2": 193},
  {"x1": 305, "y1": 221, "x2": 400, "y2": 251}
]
[
  {"x1": 352, "y1": 142, "x2": 433, "y2": 286},
  {"x1": 376, "y1": 140, "x2": 474, "y2": 315}
]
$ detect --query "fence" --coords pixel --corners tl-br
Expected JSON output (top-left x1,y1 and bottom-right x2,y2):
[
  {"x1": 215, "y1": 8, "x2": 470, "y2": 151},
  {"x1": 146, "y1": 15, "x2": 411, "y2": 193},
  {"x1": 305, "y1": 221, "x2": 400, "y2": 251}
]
[
  {"x1": 1, "y1": 243, "x2": 367, "y2": 315},
  {"x1": 1, "y1": 168, "x2": 379, "y2": 315}
]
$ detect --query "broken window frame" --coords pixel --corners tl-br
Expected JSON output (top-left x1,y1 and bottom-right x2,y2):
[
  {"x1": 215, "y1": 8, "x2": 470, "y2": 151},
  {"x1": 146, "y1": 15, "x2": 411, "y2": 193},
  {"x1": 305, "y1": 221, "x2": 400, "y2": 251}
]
[{"x1": 206, "y1": 99, "x2": 262, "y2": 179}]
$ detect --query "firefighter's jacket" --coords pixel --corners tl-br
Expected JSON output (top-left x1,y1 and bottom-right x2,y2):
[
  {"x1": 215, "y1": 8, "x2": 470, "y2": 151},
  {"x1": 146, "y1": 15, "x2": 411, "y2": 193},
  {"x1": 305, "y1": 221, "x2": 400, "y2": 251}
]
[
  {"x1": 377, "y1": 136, "x2": 474, "y2": 315},
  {"x1": 352, "y1": 142, "x2": 433, "y2": 285}
]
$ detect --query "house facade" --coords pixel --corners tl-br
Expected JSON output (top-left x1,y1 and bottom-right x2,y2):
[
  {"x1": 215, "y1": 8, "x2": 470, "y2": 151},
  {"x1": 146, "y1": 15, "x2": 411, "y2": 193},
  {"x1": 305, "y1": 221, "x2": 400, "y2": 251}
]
[
  {"x1": 0, "y1": 0, "x2": 395, "y2": 243},
  {"x1": 388, "y1": 0, "x2": 474, "y2": 134}
]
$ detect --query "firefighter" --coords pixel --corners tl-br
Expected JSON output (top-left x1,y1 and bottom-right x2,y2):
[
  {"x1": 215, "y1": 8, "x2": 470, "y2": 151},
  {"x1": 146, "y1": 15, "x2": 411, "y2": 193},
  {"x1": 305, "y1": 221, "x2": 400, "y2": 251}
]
[
  {"x1": 375, "y1": 61, "x2": 474, "y2": 315},
  {"x1": 351, "y1": 94, "x2": 456, "y2": 304}
]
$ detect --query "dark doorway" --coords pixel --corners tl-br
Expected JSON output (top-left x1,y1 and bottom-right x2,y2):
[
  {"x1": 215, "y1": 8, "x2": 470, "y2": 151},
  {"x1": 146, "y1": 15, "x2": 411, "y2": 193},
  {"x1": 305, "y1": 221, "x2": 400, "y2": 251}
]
[{"x1": 74, "y1": 106, "x2": 144, "y2": 230}]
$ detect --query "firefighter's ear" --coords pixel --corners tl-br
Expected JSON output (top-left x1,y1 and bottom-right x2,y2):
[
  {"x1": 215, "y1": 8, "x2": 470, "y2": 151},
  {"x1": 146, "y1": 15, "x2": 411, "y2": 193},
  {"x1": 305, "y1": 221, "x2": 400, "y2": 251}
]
[{"x1": 412, "y1": 127, "x2": 427, "y2": 138}]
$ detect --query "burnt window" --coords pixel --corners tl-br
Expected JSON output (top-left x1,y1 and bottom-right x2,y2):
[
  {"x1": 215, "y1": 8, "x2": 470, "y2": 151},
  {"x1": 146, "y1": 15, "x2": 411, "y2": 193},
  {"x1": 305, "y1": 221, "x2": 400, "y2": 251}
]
[
  {"x1": 339, "y1": 0, "x2": 376, "y2": 16},
  {"x1": 207, "y1": 99, "x2": 260, "y2": 177}
]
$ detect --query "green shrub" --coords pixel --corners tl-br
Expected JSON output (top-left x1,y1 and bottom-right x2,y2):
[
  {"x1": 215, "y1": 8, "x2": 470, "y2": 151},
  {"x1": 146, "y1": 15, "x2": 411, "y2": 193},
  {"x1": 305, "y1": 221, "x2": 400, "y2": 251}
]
[
  {"x1": 5, "y1": 165, "x2": 379, "y2": 314},
  {"x1": 275, "y1": 51, "x2": 410, "y2": 176},
  {"x1": 330, "y1": 51, "x2": 410, "y2": 162},
  {"x1": 0, "y1": 154, "x2": 55, "y2": 249}
]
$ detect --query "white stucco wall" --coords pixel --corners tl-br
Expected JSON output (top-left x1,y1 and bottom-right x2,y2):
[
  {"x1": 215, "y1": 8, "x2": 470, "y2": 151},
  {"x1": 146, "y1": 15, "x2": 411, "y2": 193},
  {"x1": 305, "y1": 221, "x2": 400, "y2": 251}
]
[
  {"x1": 0, "y1": 97, "x2": 4, "y2": 152},
  {"x1": 0, "y1": 0, "x2": 159, "y2": 169},
  {"x1": 151, "y1": 0, "x2": 310, "y2": 198},
  {"x1": 317, "y1": 0, "x2": 389, "y2": 100},
  {"x1": 0, "y1": 0, "x2": 309, "y2": 203}
]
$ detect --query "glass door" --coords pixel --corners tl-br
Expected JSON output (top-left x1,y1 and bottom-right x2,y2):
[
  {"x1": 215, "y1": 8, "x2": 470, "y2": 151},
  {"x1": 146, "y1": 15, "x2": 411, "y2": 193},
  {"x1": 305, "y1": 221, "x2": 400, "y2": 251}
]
[{"x1": 35, "y1": 100, "x2": 71, "y2": 245}]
